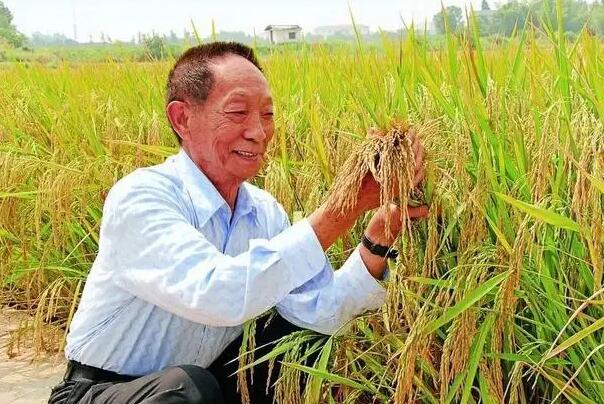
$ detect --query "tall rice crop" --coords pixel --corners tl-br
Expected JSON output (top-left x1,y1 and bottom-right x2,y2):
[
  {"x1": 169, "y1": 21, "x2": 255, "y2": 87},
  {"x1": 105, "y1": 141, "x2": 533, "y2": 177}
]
[{"x1": 1, "y1": 4, "x2": 603, "y2": 403}]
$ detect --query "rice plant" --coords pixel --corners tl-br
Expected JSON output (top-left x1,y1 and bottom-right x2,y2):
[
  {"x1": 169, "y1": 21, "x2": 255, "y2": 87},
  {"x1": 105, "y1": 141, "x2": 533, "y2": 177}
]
[{"x1": 1, "y1": 2, "x2": 603, "y2": 402}]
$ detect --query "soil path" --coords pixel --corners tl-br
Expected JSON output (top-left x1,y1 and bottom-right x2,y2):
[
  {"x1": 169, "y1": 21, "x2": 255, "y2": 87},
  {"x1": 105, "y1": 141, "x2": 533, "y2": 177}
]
[{"x1": 0, "y1": 308, "x2": 65, "y2": 404}]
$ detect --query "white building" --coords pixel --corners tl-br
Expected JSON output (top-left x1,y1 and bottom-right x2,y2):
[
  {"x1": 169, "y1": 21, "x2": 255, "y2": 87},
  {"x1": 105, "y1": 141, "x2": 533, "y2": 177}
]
[
  {"x1": 314, "y1": 24, "x2": 370, "y2": 39},
  {"x1": 264, "y1": 25, "x2": 302, "y2": 45}
]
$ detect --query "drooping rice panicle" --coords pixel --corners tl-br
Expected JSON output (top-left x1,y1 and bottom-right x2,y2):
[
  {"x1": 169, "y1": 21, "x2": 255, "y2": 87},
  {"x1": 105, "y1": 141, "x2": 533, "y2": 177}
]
[{"x1": 323, "y1": 121, "x2": 420, "y2": 235}]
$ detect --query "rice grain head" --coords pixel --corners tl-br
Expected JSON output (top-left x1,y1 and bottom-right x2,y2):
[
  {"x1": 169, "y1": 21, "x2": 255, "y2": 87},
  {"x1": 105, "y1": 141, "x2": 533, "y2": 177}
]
[{"x1": 324, "y1": 121, "x2": 420, "y2": 236}]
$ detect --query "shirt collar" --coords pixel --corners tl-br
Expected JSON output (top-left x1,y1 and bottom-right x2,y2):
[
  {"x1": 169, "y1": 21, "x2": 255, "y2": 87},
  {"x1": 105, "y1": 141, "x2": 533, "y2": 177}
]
[{"x1": 174, "y1": 148, "x2": 256, "y2": 227}]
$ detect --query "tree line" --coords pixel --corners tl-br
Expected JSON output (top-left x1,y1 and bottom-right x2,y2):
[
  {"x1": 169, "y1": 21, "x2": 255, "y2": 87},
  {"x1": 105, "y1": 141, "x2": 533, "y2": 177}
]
[
  {"x1": 434, "y1": 0, "x2": 604, "y2": 36},
  {"x1": 0, "y1": 1, "x2": 24, "y2": 47}
]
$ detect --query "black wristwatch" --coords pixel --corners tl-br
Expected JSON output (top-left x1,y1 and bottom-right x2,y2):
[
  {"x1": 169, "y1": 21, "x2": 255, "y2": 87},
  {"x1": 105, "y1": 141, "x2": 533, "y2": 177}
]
[{"x1": 361, "y1": 234, "x2": 398, "y2": 260}]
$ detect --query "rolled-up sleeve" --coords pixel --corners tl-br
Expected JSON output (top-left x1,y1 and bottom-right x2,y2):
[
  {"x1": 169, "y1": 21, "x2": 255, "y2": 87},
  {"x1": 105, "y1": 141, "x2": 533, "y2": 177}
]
[{"x1": 103, "y1": 180, "x2": 327, "y2": 327}]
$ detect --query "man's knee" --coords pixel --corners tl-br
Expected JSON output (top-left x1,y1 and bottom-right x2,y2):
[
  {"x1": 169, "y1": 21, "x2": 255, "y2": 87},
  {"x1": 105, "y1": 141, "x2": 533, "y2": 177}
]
[{"x1": 160, "y1": 365, "x2": 224, "y2": 404}]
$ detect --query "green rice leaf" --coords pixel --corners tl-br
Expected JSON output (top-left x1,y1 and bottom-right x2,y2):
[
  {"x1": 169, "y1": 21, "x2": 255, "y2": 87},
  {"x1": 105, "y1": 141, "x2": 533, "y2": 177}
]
[
  {"x1": 282, "y1": 362, "x2": 374, "y2": 393},
  {"x1": 545, "y1": 316, "x2": 604, "y2": 360},
  {"x1": 0, "y1": 190, "x2": 40, "y2": 199},
  {"x1": 494, "y1": 192, "x2": 583, "y2": 233},
  {"x1": 461, "y1": 313, "x2": 496, "y2": 403},
  {"x1": 305, "y1": 338, "x2": 333, "y2": 404},
  {"x1": 424, "y1": 272, "x2": 508, "y2": 335},
  {"x1": 0, "y1": 227, "x2": 19, "y2": 242}
]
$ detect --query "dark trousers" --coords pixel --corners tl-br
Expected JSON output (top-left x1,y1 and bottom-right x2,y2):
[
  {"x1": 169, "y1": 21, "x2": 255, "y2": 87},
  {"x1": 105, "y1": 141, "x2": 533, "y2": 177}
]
[{"x1": 49, "y1": 314, "x2": 309, "y2": 404}]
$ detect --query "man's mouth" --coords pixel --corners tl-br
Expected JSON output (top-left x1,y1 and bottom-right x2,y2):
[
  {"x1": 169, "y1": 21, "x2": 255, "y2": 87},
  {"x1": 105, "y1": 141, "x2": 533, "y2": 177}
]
[{"x1": 233, "y1": 150, "x2": 261, "y2": 160}]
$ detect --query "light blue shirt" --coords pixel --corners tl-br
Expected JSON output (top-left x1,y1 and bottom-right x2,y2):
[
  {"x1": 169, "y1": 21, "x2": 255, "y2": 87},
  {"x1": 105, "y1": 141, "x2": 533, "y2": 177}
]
[{"x1": 65, "y1": 149, "x2": 386, "y2": 376}]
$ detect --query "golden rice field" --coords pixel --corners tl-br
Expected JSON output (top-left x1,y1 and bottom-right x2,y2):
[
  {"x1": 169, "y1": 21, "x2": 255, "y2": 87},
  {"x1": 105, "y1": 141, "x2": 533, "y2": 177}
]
[{"x1": 1, "y1": 17, "x2": 604, "y2": 404}]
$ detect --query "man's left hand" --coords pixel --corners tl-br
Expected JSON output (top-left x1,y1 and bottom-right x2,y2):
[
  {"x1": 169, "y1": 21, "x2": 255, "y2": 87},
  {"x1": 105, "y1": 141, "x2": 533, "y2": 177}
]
[
  {"x1": 365, "y1": 203, "x2": 429, "y2": 246},
  {"x1": 360, "y1": 203, "x2": 429, "y2": 279}
]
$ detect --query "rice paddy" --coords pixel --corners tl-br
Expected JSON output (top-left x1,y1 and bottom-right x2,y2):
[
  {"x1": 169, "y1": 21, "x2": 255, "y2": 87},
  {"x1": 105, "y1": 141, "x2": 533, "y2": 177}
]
[{"x1": 1, "y1": 9, "x2": 604, "y2": 404}]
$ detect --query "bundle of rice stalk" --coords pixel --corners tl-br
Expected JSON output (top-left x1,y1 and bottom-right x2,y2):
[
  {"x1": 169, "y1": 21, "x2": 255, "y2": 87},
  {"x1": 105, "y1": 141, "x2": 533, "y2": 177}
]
[{"x1": 324, "y1": 121, "x2": 422, "y2": 234}]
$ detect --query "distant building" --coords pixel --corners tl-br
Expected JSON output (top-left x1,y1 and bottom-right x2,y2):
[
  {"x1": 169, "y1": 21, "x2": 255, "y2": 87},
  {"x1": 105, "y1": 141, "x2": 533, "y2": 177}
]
[
  {"x1": 264, "y1": 25, "x2": 302, "y2": 45},
  {"x1": 314, "y1": 24, "x2": 370, "y2": 39}
]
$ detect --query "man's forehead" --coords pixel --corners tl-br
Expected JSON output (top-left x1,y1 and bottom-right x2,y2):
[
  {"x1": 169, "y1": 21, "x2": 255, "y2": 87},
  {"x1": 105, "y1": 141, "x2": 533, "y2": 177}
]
[
  {"x1": 223, "y1": 89, "x2": 271, "y2": 100},
  {"x1": 209, "y1": 56, "x2": 271, "y2": 99},
  {"x1": 210, "y1": 54, "x2": 264, "y2": 80}
]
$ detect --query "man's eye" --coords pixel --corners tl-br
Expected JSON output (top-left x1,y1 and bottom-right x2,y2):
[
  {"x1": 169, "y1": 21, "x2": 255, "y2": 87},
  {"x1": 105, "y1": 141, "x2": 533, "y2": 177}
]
[{"x1": 227, "y1": 111, "x2": 247, "y2": 115}]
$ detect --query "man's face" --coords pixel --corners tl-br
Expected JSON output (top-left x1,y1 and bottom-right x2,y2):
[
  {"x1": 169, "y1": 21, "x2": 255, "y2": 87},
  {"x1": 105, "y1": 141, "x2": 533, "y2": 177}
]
[{"x1": 183, "y1": 55, "x2": 274, "y2": 185}]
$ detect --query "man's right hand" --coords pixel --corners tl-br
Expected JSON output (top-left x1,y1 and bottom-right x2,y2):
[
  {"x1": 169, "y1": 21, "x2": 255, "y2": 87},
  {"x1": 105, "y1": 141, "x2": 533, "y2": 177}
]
[
  {"x1": 354, "y1": 129, "x2": 426, "y2": 213},
  {"x1": 308, "y1": 130, "x2": 426, "y2": 251}
]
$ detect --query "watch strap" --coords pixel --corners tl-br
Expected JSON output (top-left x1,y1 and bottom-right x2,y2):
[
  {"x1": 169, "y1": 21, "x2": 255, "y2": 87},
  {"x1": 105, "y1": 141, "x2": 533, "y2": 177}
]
[{"x1": 361, "y1": 234, "x2": 398, "y2": 259}]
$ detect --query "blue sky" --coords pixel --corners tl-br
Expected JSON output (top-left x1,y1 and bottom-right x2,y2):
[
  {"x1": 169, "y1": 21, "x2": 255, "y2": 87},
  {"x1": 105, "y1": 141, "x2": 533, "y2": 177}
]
[{"x1": 5, "y1": 0, "x2": 489, "y2": 42}]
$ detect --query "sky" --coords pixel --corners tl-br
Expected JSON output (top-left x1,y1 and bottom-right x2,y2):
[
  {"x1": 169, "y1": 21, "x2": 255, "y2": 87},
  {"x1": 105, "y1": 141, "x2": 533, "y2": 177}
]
[{"x1": 5, "y1": 0, "x2": 488, "y2": 42}]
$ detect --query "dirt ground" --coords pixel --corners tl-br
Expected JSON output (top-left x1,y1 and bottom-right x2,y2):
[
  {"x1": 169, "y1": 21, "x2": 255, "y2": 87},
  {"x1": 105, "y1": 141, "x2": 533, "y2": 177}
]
[{"x1": 0, "y1": 308, "x2": 66, "y2": 404}]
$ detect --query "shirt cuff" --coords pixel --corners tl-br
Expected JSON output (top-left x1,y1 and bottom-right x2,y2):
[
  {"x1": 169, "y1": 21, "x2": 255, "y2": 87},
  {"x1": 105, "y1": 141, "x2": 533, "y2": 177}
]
[
  {"x1": 268, "y1": 218, "x2": 327, "y2": 291},
  {"x1": 337, "y1": 247, "x2": 387, "y2": 311}
]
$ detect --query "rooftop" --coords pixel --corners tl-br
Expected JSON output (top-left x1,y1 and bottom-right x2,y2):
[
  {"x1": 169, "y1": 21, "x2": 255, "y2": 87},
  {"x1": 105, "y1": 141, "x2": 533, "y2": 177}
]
[{"x1": 264, "y1": 25, "x2": 302, "y2": 31}]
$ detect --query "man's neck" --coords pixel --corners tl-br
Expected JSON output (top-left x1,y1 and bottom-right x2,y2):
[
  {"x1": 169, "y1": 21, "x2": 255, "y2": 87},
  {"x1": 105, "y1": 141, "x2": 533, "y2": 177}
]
[
  {"x1": 181, "y1": 148, "x2": 242, "y2": 211},
  {"x1": 212, "y1": 178, "x2": 239, "y2": 212}
]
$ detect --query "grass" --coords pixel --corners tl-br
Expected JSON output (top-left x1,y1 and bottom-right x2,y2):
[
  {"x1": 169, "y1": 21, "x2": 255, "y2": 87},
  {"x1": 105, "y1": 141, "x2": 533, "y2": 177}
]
[{"x1": 1, "y1": 6, "x2": 604, "y2": 404}]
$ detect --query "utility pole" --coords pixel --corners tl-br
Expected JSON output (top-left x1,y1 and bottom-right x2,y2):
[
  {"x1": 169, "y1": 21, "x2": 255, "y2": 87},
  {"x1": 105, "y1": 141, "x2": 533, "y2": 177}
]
[{"x1": 72, "y1": 4, "x2": 78, "y2": 42}]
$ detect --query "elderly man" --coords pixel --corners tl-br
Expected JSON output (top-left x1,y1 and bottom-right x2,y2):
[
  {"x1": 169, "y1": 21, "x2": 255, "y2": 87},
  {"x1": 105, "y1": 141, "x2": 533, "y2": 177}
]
[{"x1": 48, "y1": 42, "x2": 427, "y2": 404}]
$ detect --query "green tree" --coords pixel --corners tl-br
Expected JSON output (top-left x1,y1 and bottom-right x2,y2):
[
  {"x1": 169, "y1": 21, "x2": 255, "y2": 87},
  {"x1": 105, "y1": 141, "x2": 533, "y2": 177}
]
[
  {"x1": 0, "y1": 1, "x2": 25, "y2": 47},
  {"x1": 0, "y1": 1, "x2": 11, "y2": 26},
  {"x1": 433, "y1": 6, "x2": 464, "y2": 34},
  {"x1": 142, "y1": 34, "x2": 168, "y2": 60},
  {"x1": 490, "y1": 1, "x2": 531, "y2": 36},
  {"x1": 532, "y1": 0, "x2": 589, "y2": 33},
  {"x1": 591, "y1": 3, "x2": 604, "y2": 35},
  {"x1": 30, "y1": 32, "x2": 77, "y2": 46}
]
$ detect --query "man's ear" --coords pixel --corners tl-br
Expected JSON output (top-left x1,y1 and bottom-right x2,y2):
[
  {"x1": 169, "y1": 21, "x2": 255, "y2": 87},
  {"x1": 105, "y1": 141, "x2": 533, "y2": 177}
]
[{"x1": 166, "y1": 101, "x2": 190, "y2": 143}]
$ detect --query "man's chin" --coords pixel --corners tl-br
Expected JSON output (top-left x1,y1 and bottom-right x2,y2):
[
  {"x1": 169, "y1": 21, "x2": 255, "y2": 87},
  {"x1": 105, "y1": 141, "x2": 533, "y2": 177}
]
[{"x1": 229, "y1": 167, "x2": 261, "y2": 183}]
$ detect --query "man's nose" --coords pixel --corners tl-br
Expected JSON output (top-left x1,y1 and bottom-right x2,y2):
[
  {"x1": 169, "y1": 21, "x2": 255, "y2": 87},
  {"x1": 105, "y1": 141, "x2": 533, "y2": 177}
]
[{"x1": 244, "y1": 113, "x2": 267, "y2": 142}]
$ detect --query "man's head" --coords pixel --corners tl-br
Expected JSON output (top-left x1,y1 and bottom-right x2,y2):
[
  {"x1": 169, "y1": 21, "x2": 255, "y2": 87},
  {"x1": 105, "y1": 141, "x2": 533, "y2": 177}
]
[{"x1": 166, "y1": 42, "x2": 274, "y2": 186}]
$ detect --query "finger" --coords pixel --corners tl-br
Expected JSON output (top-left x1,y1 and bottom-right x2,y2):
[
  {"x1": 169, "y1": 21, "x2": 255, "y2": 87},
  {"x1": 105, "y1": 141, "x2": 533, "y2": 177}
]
[
  {"x1": 413, "y1": 165, "x2": 426, "y2": 187},
  {"x1": 414, "y1": 143, "x2": 425, "y2": 169},
  {"x1": 388, "y1": 203, "x2": 404, "y2": 221},
  {"x1": 409, "y1": 132, "x2": 423, "y2": 164},
  {"x1": 409, "y1": 130, "x2": 419, "y2": 153},
  {"x1": 388, "y1": 204, "x2": 406, "y2": 231},
  {"x1": 408, "y1": 205, "x2": 429, "y2": 219},
  {"x1": 407, "y1": 128, "x2": 416, "y2": 142}
]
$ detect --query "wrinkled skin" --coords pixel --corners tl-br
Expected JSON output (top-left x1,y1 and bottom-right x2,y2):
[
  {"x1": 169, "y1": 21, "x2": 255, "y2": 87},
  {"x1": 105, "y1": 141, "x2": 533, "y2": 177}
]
[{"x1": 167, "y1": 55, "x2": 274, "y2": 208}]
